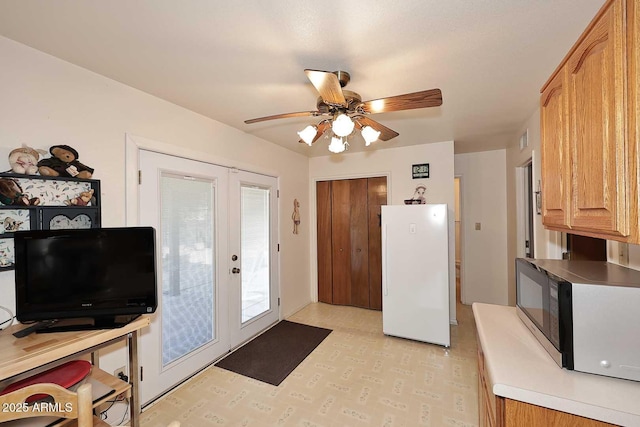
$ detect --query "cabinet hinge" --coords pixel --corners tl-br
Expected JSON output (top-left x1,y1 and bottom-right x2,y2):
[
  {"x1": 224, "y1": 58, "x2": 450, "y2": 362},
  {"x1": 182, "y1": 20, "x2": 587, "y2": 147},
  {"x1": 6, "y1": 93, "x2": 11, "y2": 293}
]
[
  {"x1": 278, "y1": 298, "x2": 280, "y2": 306},
  {"x1": 277, "y1": 189, "x2": 280, "y2": 198},
  {"x1": 138, "y1": 170, "x2": 142, "y2": 185}
]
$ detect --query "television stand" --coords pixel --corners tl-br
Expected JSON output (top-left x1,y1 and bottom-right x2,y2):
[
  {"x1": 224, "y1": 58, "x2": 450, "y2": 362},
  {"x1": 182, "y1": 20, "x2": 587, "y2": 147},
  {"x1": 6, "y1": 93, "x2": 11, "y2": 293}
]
[
  {"x1": 12, "y1": 315, "x2": 142, "y2": 337},
  {"x1": 1, "y1": 316, "x2": 149, "y2": 427}
]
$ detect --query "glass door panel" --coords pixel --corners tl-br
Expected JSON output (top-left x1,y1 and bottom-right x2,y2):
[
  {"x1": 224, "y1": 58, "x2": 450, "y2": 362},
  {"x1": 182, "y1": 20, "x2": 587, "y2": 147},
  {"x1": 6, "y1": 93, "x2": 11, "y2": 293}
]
[
  {"x1": 160, "y1": 175, "x2": 215, "y2": 365},
  {"x1": 139, "y1": 150, "x2": 229, "y2": 405},
  {"x1": 229, "y1": 170, "x2": 279, "y2": 347},
  {"x1": 241, "y1": 186, "x2": 271, "y2": 323}
]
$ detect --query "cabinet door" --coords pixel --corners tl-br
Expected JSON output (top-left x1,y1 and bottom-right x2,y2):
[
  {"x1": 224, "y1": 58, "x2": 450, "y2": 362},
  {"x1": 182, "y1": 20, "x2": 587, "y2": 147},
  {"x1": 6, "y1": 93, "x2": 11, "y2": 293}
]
[
  {"x1": 316, "y1": 181, "x2": 333, "y2": 304},
  {"x1": 567, "y1": 0, "x2": 628, "y2": 236},
  {"x1": 367, "y1": 177, "x2": 387, "y2": 310},
  {"x1": 541, "y1": 66, "x2": 570, "y2": 229},
  {"x1": 349, "y1": 178, "x2": 370, "y2": 308},
  {"x1": 331, "y1": 179, "x2": 352, "y2": 305}
]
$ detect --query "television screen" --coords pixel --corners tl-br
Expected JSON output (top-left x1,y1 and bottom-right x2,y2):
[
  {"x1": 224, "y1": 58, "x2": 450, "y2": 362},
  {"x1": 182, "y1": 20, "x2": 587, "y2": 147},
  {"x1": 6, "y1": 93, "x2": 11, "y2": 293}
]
[{"x1": 14, "y1": 227, "x2": 157, "y2": 332}]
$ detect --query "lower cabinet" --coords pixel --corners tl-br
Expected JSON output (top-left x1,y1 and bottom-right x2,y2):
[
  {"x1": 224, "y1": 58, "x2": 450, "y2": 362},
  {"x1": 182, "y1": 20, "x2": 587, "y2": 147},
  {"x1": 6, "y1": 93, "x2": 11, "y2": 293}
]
[{"x1": 477, "y1": 336, "x2": 615, "y2": 427}]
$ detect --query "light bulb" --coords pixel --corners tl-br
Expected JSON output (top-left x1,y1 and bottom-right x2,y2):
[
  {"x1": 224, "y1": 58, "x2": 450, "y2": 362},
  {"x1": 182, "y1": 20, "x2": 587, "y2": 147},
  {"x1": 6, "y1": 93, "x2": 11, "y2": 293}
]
[
  {"x1": 361, "y1": 126, "x2": 381, "y2": 146},
  {"x1": 331, "y1": 114, "x2": 355, "y2": 137},
  {"x1": 328, "y1": 136, "x2": 346, "y2": 153},
  {"x1": 297, "y1": 125, "x2": 317, "y2": 146}
]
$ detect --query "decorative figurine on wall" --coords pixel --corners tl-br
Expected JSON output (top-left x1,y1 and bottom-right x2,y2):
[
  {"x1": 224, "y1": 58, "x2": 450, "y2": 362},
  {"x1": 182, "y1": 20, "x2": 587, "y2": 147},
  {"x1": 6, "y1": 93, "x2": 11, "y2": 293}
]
[
  {"x1": 292, "y1": 198, "x2": 300, "y2": 234},
  {"x1": 404, "y1": 184, "x2": 427, "y2": 205}
]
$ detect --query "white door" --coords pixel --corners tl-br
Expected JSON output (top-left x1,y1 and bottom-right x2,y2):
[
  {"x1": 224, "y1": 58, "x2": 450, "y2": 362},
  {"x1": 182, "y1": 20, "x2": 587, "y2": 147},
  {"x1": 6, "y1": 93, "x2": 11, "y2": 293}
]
[
  {"x1": 228, "y1": 169, "x2": 279, "y2": 347},
  {"x1": 138, "y1": 151, "x2": 280, "y2": 405}
]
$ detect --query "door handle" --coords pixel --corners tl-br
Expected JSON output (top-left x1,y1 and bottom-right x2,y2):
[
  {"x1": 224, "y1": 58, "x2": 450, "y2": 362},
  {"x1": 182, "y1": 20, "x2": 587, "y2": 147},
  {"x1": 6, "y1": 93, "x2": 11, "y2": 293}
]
[{"x1": 232, "y1": 267, "x2": 241, "y2": 274}]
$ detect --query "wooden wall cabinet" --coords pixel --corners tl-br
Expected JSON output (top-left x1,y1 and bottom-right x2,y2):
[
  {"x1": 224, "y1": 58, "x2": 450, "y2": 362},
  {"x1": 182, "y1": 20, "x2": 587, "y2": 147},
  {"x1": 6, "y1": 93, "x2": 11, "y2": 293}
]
[
  {"x1": 316, "y1": 177, "x2": 387, "y2": 310},
  {"x1": 540, "y1": 0, "x2": 639, "y2": 242}
]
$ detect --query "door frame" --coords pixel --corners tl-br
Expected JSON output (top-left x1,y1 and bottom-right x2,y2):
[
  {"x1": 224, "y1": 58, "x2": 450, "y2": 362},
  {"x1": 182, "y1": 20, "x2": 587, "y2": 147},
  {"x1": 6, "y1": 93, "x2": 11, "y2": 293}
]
[
  {"x1": 309, "y1": 172, "x2": 392, "y2": 303},
  {"x1": 125, "y1": 134, "x2": 280, "y2": 225},
  {"x1": 124, "y1": 133, "x2": 282, "y2": 395}
]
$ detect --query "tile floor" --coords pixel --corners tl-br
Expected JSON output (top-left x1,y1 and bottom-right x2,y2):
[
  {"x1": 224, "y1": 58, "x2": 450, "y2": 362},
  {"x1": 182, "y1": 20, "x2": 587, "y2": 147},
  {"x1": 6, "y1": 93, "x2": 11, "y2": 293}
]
[{"x1": 141, "y1": 302, "x2": 479, "y2": 427}]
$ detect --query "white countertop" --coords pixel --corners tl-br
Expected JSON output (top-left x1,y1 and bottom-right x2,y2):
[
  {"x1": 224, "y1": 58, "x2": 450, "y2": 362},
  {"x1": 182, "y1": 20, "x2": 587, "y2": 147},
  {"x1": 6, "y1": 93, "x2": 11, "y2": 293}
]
[{"x1": 473, "y1": 303, "x2": 640, "y2": 427}]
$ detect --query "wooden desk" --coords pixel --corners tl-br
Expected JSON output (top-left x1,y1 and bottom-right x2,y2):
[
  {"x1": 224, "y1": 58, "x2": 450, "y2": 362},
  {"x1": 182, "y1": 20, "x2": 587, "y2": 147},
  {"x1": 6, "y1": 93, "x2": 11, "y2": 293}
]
[{"x1": 0, "y1": 316, "x2": 150, "y2": 427}]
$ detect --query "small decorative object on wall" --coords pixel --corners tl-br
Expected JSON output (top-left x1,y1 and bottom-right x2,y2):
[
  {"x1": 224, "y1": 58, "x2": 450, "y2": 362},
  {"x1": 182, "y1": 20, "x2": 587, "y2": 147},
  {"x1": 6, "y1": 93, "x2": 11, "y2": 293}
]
[
  {"x1": 412, "y1": 163, "x2": 430, "y2": 179},
  {"x1": 404, "y1": 184, "x2": 427, "y2": 205},
  {"x1": 292, "y1": 198, "x2": 301, "y2": 234},
  {"x1": 535, "y1": 180, "x2": 542, "y2": 215}
]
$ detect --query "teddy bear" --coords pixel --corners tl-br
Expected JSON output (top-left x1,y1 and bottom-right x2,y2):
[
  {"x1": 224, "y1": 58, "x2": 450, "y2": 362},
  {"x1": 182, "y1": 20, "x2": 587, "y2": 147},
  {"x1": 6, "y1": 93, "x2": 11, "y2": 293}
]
[
  {"x1": 65, "y1": 188, "x2": 95, "y2": 206},
  {"x1": 7, "y1": 145, "x2": 47, "y2": 175},
  {"x1": 37, "y1": 145, "x2": 94, "y2": 179},
  {"x1": 0, "y1": 178, "x2": 40, "y2": 206}
]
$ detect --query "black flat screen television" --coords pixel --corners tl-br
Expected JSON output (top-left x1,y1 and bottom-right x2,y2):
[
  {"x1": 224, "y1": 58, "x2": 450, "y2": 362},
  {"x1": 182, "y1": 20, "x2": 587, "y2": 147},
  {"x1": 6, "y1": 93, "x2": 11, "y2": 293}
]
[{"x1": 13, "y1": 227, "x2": 157, "y2": 335}]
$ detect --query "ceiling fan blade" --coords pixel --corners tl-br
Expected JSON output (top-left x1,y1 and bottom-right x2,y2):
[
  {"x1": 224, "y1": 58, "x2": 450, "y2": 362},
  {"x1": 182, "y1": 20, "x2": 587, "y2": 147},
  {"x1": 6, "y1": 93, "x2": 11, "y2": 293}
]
[
  {"x1": 298, "y1": 120, "x2": 331, "y2": 144},
  {"x1": 355, "y1": 116, "x2": 399, "y2": 141},
  {"x1": 304, "y1": 69, "x2": 347, "y2": 107},
  {"x1": 361, "y1": 89, "x2": 442, "y2": 114},
  {"x1": 244, "y1": 111, "x2": 321, "y2": 124}
]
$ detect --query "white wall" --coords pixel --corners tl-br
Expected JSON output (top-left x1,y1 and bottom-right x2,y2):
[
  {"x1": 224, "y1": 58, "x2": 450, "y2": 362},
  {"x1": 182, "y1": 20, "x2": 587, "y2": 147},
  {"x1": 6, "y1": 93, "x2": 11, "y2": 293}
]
[
  {"x1": 0, "y1": 36, "x2": 311, "y2": 370},
  {"x1": 505, "y1": 107, "x2": 563, "y2": 305},
  {"x1": 309, "y1": 141, "x2": 457, "y2": 323},
  {"x1": 454, "y1": 149, "x2": 509, "y2": 306}
]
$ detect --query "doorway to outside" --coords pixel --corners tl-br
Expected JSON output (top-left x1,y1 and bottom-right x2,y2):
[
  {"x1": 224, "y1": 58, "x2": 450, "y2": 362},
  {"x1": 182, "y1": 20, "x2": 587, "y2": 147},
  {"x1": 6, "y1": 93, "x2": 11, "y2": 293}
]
[{"x1": 137, "y1": 150, "x2": 279, "y2": 405}]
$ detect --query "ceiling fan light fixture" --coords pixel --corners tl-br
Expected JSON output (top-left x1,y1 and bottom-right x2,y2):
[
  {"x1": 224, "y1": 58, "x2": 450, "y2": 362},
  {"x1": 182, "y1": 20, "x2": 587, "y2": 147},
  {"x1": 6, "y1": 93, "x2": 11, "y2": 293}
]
[
  {"x1": 332, "y1": 114, "x2": 355, "y2": 137},
  {"x1": 361, "y1": 126, "x2": 381, "y2": 146},
  {"x1": 328, "y1": 136, "x2": 346, "y2": 153},
  {"x1": 297, "y1": 125, "x2": 317, "y2": 146}
]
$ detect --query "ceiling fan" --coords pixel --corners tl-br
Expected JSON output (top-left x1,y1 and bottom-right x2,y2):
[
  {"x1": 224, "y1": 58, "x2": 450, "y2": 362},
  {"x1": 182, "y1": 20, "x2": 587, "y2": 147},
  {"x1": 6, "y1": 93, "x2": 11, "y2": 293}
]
[{"x1": 244, "y1": 69, "x2": 443, "y2": 153}]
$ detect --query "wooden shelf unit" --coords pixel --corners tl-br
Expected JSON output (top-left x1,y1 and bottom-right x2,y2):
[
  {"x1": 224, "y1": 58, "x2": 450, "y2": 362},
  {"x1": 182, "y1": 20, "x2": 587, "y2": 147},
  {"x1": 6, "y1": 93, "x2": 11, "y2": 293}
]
[{"x1": 0, "y1": 316, "x2": 149, "y2": 427}]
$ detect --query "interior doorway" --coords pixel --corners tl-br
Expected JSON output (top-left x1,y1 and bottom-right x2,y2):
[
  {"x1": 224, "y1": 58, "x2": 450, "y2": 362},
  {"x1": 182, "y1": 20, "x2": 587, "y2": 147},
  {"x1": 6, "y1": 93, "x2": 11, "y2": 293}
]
[
  {"x1": 524, "y1": 161, "x2": 535, "y2": 258},
  {"x1": 454, "y1": 177, "x2": 462, "y2": 303}
]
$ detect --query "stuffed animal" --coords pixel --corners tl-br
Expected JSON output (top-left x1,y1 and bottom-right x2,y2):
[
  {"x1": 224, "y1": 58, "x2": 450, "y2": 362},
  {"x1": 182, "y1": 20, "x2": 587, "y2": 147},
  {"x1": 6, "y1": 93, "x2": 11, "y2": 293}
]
[
  {"x1": 0, "y1": 178, "x2": 40, "y2": 206},
  {"x1": 7, "y1": 145, "x2": 47, "y2": 175},
  {"x1": 37, "y1": 145, "x2": 94, "y2": 179},
  {"x1": 65, "y1": 188, "x2": 95, "y2": 206}
]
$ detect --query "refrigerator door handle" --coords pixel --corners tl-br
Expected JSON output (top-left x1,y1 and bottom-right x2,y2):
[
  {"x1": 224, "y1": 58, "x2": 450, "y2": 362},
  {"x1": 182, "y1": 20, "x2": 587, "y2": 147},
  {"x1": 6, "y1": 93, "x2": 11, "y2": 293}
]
[{"x1": 383, "y1": 224, "x2": 388, "y2": 296}]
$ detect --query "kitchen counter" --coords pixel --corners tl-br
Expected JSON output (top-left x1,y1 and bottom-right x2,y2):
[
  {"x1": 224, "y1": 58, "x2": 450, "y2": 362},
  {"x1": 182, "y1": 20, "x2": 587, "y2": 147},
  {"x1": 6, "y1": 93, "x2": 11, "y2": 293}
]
[{"x1": 473, "y1": 303, "x2": 640, "y2": 426}]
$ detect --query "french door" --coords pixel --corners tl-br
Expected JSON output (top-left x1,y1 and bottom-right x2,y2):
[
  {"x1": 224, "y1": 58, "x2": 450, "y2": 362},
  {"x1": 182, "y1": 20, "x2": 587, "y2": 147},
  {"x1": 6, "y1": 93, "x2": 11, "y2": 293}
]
[{"x1": 138, "y1": 151, "x2": 279, "y2": 405}]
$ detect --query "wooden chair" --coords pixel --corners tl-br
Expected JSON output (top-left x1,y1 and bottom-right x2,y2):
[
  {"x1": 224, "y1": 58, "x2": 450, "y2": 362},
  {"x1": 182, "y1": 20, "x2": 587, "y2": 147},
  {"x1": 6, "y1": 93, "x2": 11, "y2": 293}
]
[{"x1": 0, "y1": 382, "x2": 93, "y2": 426}]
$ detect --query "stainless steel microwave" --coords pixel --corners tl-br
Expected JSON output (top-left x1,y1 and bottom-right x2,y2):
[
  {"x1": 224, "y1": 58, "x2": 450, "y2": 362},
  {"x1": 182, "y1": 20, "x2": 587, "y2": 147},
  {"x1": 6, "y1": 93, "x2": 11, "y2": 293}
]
[{"x1": 516, "y1": 258, "x2": 640, "y2": 382}]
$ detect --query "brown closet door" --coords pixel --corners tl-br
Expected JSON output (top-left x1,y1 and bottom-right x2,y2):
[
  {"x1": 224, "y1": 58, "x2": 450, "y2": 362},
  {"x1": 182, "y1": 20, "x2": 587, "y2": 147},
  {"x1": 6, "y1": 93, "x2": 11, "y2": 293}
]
[
  {"x1": 316, "y1": 181, "x2": 333, "y2": 303},
  {"x1": 331, "y1": 180, "x2": 352, "y2": 305},
  {"x1": 368, "y1": 176, "x2": 387, "y2": 310},
  {"x1": 316, "y1": 177, "x2": 387, "y2": 309},
  {"x1": 350, "y1": 179, "x2": 370, "y2": 308}
]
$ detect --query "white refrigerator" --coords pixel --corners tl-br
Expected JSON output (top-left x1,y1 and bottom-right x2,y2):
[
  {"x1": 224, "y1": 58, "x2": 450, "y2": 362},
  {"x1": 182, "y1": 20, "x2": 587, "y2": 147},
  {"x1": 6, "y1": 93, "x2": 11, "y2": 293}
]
[{"x1": 381, "y1": 204, "x2": 450, "y2": 347}]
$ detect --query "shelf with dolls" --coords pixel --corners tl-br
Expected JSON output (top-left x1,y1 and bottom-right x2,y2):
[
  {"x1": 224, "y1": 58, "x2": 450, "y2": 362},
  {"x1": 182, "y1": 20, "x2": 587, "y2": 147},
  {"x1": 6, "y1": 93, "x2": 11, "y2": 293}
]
[{"x1": 0, "y1": 144, "x2": 100, "y2": 269}]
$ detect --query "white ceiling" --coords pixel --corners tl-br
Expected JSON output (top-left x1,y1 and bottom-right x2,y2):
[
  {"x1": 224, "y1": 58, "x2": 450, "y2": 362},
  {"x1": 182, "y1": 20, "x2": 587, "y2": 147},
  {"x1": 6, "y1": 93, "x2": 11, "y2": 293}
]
[{"x1": 0, "y1": 1, "x2": 605, "y2": 156}]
